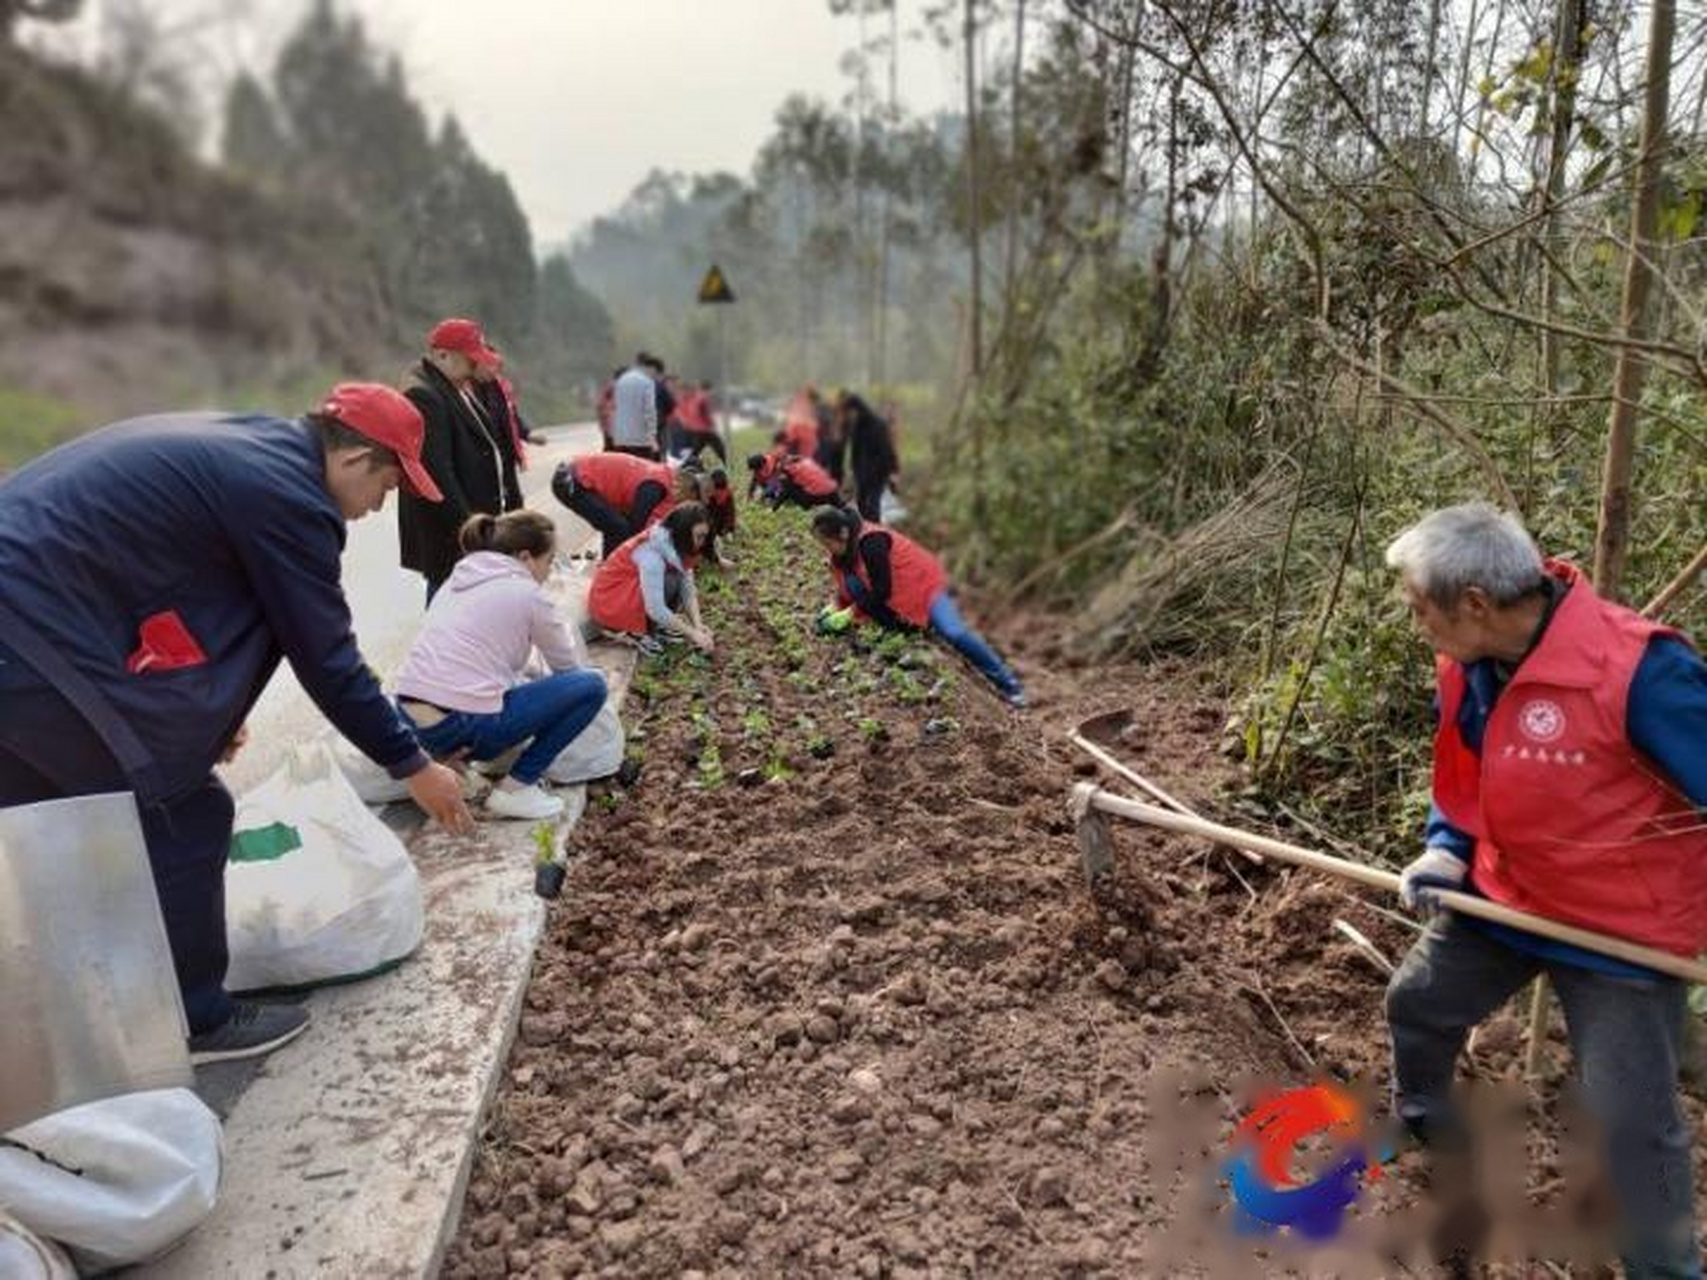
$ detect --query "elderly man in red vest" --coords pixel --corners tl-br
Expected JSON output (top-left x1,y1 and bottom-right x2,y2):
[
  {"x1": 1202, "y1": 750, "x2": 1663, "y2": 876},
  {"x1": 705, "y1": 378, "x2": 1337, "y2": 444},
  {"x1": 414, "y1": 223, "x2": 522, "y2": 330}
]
[{"x1": 1386, "y1": 503, "x2": 1706, "y2": 1278}]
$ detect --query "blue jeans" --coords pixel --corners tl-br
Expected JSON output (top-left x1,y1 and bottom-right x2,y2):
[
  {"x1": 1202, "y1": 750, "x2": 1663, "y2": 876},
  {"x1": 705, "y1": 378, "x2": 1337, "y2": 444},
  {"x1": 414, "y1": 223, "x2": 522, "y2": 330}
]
[
  {"x1": 401, "y1": 671, "x2": 607, "y2": 785},
  {"x1": 928, "y1": 592, "x2": 1022, "y2": 698},
  {"x1": 1388, "y1": 912, "x2": 1700, "y2": 1278}
]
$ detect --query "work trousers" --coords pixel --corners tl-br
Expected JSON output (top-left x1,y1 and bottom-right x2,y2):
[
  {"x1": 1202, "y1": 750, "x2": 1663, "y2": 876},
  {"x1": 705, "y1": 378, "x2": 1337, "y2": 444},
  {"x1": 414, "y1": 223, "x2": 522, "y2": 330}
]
[
  {"x1": 0, "y1": 674, "x2": 237, "y2": 1035},
  {"x1": 1387, "y1": 912, "x2": 1699, "y2": 1278},
  {"x1": 401, "y1": 670, "x2": 607, "y2": 785},
  {"x1": 561, "y1": 487, "x2": 635, "y2": 559}
]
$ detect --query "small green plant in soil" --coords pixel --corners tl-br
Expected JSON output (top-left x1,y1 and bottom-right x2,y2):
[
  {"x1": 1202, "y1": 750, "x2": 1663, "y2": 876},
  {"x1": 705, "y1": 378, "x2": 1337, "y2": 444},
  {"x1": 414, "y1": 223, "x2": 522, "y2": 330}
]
[
  {"x1": 697, "y1": 739, "x2": 725, "y2": 789},
  {"x1": 530, "y1": 821, "x2": 557, "y2": 866}
]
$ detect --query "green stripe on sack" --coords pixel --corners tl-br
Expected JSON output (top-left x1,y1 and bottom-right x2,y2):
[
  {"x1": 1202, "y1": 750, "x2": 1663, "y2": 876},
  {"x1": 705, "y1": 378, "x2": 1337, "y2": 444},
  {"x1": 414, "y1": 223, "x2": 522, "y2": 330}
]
[{"x1": 228, "y1": 821, "x2": 303, "y2": 863}]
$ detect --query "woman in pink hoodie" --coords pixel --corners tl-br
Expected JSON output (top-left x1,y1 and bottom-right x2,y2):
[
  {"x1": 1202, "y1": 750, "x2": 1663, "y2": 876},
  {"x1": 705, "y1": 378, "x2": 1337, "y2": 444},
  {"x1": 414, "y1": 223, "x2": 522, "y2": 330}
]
[{"x1": 394, "y1": 511, "x2": 607, "y2": 821}]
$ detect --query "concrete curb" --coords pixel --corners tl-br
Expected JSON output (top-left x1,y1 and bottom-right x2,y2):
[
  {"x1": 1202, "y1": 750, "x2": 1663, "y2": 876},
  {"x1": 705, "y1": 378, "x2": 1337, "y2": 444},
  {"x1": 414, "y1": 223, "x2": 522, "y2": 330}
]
[{"x1": 137, "y1": 647, "x2": 633, "y2": 1280}]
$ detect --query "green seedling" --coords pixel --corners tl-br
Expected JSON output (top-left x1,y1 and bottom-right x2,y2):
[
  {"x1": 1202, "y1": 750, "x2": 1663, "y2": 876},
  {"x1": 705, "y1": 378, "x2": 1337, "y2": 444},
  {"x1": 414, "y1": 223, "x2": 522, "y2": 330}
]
[
  {"x1": 857, "y1": 716, "x2": 888, "y2": 741},
  {"x1": 742, "y1": 710, "x2": 771, "y2": 737},
  {"x1": 697, "y1": 740, "x2": 725, "y2": 789},
  {"x1": 531, "y1": 821, "x2": 557, "y2": 866}
]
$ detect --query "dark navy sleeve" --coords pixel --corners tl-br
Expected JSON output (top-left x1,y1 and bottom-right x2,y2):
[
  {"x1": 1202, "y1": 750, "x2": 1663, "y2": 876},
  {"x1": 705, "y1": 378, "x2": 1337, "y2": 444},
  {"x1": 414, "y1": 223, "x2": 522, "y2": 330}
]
[
  {"x1": 226, "y1": 496, "x2": 428, "y2": 778},
  {"x1": 1627, "y1": 635, "x2": 1707, "y2": 810},
  {"x1": 855, "y1": 532, "x2": 905, "y2": 630},
  {"x1": 629, "y1": 480, "x2": 667, "y2": 529}
]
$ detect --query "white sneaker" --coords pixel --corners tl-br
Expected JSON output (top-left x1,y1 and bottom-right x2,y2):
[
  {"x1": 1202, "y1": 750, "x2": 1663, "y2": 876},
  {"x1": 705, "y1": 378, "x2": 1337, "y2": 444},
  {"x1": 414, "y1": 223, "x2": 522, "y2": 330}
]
[{"x1": 485, "y1": 783, "x2": 564, "y2": 821}]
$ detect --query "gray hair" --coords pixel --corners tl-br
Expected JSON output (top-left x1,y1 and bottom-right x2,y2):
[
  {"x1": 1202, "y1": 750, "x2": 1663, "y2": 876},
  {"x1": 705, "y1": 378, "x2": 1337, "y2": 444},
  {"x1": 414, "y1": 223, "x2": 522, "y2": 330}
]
[{"x1": 1384, "y1": 503, "x2": 1545, "y2": 607}]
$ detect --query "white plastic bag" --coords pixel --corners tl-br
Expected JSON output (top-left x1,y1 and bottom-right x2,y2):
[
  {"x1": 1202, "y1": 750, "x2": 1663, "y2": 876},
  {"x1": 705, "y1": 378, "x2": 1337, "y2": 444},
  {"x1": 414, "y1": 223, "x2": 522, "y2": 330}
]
[
  {"x1": 330, "y1": 734, "x2": 411, "y2": 805},
  {"x1": 545, "y1": 699, "x2": 625, "y2": 784},
  {"x1": 225, "y1": 743, "x2": 424, "y2": 993},
  {"x1": 0, "y1": 1089, "x2": 221, "y2": 1273},
  {"x1": 0, "y1": 1212, "x2": 75, "y2": 1280}
]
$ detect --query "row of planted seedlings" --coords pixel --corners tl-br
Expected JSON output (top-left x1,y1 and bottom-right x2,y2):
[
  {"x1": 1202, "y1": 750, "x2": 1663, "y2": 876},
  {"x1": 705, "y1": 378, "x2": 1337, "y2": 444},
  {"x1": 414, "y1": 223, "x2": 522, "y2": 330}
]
[{"x1": 621, "y1": 502, "x2": 965, "y2": 794}]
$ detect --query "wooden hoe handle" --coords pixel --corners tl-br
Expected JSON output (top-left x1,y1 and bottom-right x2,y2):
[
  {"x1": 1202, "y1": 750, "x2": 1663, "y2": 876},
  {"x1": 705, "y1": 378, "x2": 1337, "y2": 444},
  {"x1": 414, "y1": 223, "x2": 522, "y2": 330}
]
[{"x1": 1074, "y1": 783, "x2": 1707, "y2": 986}]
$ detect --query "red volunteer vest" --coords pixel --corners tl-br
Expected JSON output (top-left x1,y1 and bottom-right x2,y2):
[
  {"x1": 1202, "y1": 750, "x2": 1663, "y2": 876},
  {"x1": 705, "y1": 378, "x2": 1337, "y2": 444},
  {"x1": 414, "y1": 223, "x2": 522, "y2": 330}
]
[
  {"x1": 588, "y1": 530, "x2": 700, "y2": 635},
  {"x1": 783, "y1": 455, "x2": 838, "y2": 498},
  {"x1": 781, "y1": 416, "x2": 819, "y2": 459},
  {"x1": 573, "y1": 453, "x2": 675, "y2": 519},
  {"x1": 833, "y1": 524, "x2": 947, "y2": 629},
  {"x1": 677, "y1": 390, "x2": 714, "y2": 434},
  {"x1": 1432, "y1": 562, "x2": 1707, "y2": 956}
]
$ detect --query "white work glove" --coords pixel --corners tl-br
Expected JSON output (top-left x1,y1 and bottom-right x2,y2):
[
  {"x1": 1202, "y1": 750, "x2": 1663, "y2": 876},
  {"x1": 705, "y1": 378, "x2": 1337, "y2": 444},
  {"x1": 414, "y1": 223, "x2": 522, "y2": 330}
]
[{"x1": 1399, "y1": 847, "x2": 1469, "y2": 915}]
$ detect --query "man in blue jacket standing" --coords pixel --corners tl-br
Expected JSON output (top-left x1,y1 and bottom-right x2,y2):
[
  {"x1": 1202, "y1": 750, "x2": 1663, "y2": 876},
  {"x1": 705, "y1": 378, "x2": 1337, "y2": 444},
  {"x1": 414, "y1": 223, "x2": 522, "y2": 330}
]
[{"x1": 0, "y1": 383, "x2": 473, "y2": 1063}]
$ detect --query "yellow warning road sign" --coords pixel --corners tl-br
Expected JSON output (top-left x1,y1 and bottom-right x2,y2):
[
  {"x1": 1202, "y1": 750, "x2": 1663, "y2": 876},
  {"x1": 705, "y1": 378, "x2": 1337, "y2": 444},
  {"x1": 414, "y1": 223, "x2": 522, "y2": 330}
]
[{"x1": 697, "y1": 263, "x2": 736, "y2": 304}]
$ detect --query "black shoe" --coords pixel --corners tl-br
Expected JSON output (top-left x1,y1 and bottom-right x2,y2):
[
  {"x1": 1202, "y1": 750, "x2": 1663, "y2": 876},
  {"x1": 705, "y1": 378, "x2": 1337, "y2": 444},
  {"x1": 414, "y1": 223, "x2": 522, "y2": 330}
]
[{"x1": 188, "y1": 1001, "x2": 310, "y2": 1065}]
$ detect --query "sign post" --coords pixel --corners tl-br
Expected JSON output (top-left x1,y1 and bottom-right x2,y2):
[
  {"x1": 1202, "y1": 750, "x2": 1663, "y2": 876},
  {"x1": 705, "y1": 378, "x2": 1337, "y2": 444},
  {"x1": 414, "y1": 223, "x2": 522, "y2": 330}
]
[{"x1": 697, "y1": 264, "x2": 737, "y2": 457}]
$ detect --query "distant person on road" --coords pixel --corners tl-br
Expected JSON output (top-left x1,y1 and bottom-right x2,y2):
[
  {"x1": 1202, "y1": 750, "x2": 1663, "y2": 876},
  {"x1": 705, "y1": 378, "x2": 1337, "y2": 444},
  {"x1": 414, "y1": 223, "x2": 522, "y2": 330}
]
[
  {"x1": 838, "y1": 391, "x2": 899, "y2": 523},
  {"x1": 609, "y1": 354, "x2": 661, "y2": 460},
  {"x1": 672, "y1": 379, "x2": 726, "y2": 464},
  {"x1": 643, "y1": 355, "x2": 676, "y2": 448},
  {"x1": 550, "y1": 452, "x2": 702, "y2": 558},
  {"x1": 0, "y1": 383, "x2": 473, "y2": 1064},
  {"x1": 596, "y1": 368, "x2": 621, "y2": 450},
  {"x1": 747, "y1": 448, "x2": 840, "y2": 509},
  {"x1": 809, "y1": 506, "x2": 1024, "y2": 707},
  {"x1": 588, "y1": 503, "x2": 715, "y2": 656},
  {"x1": 399, "y1": 317, "x2": 522, "y2": 601},
  {"x1": 394, "y1": 511, "x2": 608, "y2": 822},
  {"x1": 780, "y1": 386, "x2": 821, "y2": 459},
  {"x1": 814, "y1": 386, "x2": 847, "y2": 482}
]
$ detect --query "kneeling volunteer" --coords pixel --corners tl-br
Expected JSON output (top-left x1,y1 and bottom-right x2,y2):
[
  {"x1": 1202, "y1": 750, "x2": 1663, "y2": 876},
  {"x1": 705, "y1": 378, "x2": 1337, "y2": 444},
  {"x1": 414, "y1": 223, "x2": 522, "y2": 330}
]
[
  {"x1": 810, "y1": 506, "x2": 1024, "y2": 707},
  {"x1": 395, "y1": 511, "x2": 608, "y2": 821},
  {"x1": 588, "y1": 504, "x2": 715, "y2": 656}
]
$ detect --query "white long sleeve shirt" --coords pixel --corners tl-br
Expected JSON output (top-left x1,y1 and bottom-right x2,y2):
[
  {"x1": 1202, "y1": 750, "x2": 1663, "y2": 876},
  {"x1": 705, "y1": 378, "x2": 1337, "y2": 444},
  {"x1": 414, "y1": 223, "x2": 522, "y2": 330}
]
[{"x1": 610, "y1": 366, "x2": 658, "y2": 449}]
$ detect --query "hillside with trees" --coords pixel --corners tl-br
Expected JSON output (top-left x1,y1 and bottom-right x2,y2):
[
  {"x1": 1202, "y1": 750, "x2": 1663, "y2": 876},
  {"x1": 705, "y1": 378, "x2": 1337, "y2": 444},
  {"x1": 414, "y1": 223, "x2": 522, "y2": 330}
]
[{"x1": 0, "y1": 0, "x2": 614, "y2": 462}]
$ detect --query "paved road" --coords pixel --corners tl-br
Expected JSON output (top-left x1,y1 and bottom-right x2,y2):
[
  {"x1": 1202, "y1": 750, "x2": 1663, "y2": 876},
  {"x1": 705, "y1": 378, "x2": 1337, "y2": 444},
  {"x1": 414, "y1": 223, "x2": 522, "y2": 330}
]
[{"x1": 222, "y1": 422, "x2": 602, "y2": 791}]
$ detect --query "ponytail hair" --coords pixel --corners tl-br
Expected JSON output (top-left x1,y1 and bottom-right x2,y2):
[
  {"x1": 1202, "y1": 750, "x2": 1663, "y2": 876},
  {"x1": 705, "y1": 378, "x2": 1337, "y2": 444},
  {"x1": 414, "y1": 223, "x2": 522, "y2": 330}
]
[
  {"x1": 809, "y1": 505, "x2": 860, "y2": 541},
  {"x1": 458, "y1": 509, "x2": 557, "y2": 558}
]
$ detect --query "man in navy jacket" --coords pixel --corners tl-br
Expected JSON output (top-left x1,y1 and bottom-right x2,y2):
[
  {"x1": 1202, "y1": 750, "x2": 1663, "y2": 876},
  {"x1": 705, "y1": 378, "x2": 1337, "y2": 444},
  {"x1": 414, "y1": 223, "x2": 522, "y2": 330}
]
[{"x1": 0, "y1": 383, "x2": 473, "y2": 1063}]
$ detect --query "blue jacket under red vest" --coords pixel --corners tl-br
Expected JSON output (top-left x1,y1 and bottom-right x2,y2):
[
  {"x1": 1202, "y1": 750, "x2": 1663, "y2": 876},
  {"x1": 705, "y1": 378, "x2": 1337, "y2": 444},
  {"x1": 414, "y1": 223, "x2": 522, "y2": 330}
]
[
  {"x1": 0, "y1": 412, "x2": 427, "y2": 802},
  {"x1": 1431, "y1": 561, "x2": 1707, "y2": 958}
]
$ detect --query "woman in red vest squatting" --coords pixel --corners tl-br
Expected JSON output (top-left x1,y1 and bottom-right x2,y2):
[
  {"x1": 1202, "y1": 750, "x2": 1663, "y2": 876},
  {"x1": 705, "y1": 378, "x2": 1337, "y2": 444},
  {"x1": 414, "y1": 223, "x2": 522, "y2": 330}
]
[
  {"x1": 587, "y1": 503, "x2": 715, "y2": 657},
  {"x1": 747, "y1": 448, "x2": 841, "y2": 509},
  {"x1": 809, "y1": 506, "x2": 1024, "y2": 708},
  {"x1": 551, "y1": 452, "x2": 702, "y2": 559},
  {"x1": 1385, "y1": 503, "x2": 1707, "y2": 1279}
]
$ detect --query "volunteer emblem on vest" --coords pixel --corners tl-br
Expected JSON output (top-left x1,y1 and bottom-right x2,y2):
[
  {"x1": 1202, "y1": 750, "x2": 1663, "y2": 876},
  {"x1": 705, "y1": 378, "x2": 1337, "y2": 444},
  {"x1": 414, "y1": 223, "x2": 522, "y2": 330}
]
[{"x1": 1518, "y1": 698, "x2": 1566, "y2": 743}]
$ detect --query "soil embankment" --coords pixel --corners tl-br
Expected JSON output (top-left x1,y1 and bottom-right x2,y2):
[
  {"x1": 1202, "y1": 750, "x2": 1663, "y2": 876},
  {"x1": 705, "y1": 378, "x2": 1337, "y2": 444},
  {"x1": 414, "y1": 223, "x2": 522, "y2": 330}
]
[{"x1": 444, "y1": 504, "x2": 1697, "y2": 1277}]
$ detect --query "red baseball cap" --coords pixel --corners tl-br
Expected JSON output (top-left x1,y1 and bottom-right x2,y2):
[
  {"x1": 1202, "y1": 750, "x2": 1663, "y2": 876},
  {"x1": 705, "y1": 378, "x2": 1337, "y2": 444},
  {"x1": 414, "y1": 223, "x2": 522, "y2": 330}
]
[
  {"x1": 318, "y1": 382, "x2": 443, "y2": 502},
  {"x1": 427, "y1": 317, "x2": 500, "y2": 368}
]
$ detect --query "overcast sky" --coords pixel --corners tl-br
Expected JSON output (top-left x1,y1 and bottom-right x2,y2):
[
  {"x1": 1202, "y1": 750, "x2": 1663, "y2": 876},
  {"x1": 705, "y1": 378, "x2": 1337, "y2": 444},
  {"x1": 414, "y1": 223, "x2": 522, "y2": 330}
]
[{"x1": 37, "y1": 0, "x2": 966, "y2": 250}]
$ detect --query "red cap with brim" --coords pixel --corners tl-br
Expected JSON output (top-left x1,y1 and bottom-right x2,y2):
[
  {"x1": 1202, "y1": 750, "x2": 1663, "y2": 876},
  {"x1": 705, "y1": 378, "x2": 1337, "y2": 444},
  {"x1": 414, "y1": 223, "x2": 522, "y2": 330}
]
[
  {"x1": 319, "y1": 382, "x2": 443, "y2": 502},
  {"x1": 427, "y1": 317, "x2": 500, "y2": 370}
]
